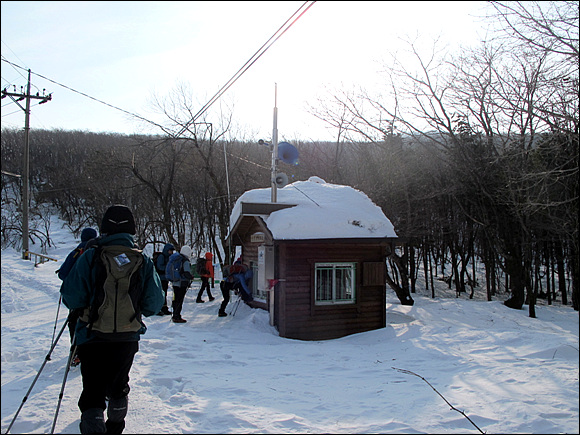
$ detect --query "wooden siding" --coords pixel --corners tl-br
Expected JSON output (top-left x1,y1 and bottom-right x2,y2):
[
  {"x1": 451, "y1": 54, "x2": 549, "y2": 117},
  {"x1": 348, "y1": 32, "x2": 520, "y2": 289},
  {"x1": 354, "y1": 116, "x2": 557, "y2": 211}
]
[
  {"x1": 275, "y1": 241, "x2": 388, "y2": 340},
  {"x1": 363, "y1": 262, "x2": 386, "y2": 286},
  {"x1": 230, "y1": 214, "x2": 395, "y2": 341}
]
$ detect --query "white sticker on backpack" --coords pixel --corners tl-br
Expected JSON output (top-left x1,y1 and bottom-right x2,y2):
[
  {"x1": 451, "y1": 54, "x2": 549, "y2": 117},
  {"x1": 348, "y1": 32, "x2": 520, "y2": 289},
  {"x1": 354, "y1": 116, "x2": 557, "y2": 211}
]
[{"x1": 113, "y1": 253, "x2": 131, "y2": 267}]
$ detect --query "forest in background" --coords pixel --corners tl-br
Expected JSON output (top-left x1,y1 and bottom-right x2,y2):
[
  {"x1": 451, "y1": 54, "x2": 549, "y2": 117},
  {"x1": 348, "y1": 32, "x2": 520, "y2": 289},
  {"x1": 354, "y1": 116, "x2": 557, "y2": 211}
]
[{"x1": 1, "y1": 1, "x2": 578, "y2": 315}]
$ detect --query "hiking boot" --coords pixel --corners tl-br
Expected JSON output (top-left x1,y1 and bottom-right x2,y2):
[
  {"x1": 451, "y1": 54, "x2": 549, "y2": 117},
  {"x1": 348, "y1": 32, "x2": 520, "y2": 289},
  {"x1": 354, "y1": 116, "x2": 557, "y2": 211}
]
[
  {"x1": 218, "y1": 311, "x2": 227, "y2": 317},
  {"x1": 209, "y1": 296, "x2": 215, "y2": 301},
  {"x1": 157, "y1": 306, "x2": 172, "y2": 316},
  {"x1": 171, "y1": 317, "x2": 187, "y2": 323},
  {"x1": 196, "y1": 299, "x2": 205, "y2": 303},
  {"x1": 106, "y1": 396, "x2": 127, "y2": 434},
  {"x1": 80, "y1": 408, "x2": 106, "y2": 434}
]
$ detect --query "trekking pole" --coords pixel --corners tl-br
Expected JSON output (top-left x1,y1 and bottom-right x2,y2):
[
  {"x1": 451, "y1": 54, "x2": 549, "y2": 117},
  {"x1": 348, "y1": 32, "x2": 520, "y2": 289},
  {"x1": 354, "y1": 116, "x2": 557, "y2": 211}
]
[
  {"x1": 50, "y1": 344, "x2": 77, "y2": 434},
  {"x1": 4, "y1": 318, "x2": 69, "y2": 434},
  {"x1": 51, "y1": 295, "x2": 62, "y2": 346},
  {"x1": 230, "y1": 295, "x2": 242, "y2": 316}
]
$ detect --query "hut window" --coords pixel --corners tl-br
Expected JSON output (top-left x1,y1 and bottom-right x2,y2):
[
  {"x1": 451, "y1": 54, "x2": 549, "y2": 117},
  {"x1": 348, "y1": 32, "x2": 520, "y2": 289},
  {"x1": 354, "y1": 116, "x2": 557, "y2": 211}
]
[{"x1": 314, "y1": 262, "x2": 356, "y2": 305}]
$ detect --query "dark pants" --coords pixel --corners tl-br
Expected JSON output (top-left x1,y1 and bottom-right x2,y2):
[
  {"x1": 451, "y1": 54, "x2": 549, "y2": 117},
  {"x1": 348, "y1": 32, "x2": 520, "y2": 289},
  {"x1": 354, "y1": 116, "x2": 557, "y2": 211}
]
[
  {"x1": 172, "y1": 285, "x2": 188, "y2": 320},
  {"x1": 219, "y1": 281, "x2": 234, "y2": 314},
  {"x1": 197, "y1": 277, "x2": 213, "y2": 301},
  {"x1": 161, "y1": 280, "x2": 169, "y2": 307},
  {"x1": 77, "y1": 341, "x2": 139, "y2": 433}
]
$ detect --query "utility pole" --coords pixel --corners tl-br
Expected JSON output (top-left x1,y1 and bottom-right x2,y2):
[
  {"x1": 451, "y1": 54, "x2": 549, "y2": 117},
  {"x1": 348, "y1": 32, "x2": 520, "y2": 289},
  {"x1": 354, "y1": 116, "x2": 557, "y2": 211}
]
[{"x1": 1, "y1": 69, "x2": 52, "y2": 259}]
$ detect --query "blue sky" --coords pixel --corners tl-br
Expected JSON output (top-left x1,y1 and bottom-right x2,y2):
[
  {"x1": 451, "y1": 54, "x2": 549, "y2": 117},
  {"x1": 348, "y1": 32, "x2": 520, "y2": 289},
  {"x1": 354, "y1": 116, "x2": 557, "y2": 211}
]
[{"x1": 1, "y1": 1, "x2": 488, "y2": 141}]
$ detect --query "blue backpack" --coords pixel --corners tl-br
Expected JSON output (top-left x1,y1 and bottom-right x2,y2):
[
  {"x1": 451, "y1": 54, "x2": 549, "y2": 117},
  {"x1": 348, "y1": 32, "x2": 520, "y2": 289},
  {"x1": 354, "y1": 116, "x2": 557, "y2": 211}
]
[{"x1": 165, "y1": 252, "x2": 184, "y2": 282}]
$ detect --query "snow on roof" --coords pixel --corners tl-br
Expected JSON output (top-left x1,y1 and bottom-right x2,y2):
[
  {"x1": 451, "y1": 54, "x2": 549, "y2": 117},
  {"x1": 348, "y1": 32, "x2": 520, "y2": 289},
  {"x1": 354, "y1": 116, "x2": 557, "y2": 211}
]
[{"x1": 230, "y1": 176, "x2": 397, "y2": 240}]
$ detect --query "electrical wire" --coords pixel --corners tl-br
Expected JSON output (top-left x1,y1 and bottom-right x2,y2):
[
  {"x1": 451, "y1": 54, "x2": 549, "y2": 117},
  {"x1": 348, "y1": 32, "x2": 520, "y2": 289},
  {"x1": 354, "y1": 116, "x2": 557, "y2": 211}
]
[
  {"x1": 1, "y1": 0, "x2": 316, "y2": 159},
  {"x1": 175, "y1": 0, "x2": 316, "y2": 138},
  {"x1": 1, "y1": 57, "x2": 167, "y2": 131}
]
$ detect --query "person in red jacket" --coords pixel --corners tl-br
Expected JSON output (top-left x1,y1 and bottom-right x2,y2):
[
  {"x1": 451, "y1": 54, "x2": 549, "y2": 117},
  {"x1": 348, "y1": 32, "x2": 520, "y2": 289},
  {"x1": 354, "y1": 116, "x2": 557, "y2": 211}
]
[{"x1": 196, "y1": 252, "x2": 215, "y2": 303}]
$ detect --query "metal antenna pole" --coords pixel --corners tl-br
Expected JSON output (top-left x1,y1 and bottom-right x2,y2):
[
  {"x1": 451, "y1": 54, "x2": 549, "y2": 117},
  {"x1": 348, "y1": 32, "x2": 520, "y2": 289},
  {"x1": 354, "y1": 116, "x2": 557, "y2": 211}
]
[{"x1": 271, "y1": 83, "x2": 278, "y2": 203}]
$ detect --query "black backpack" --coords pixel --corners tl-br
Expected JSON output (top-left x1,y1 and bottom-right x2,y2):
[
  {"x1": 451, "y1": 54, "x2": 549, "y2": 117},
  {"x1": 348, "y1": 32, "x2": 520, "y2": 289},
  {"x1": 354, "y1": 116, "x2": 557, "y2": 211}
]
[
  {"x1": 196, "y1": 257, "x2": 209, "y2": 275},
  {"x1": 80, "y1": 244, "x2": 145, "y2": 339},
  {"x1": 152, "y1": 251, "x2": 164, "y2": 275}
]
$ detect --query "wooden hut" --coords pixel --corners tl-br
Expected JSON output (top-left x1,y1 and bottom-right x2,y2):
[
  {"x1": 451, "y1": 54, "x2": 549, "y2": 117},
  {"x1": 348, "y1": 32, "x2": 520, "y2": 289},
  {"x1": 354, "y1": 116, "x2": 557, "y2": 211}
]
[{"x1": 226, "y1": 176, "x2": 398, "y2": 340}]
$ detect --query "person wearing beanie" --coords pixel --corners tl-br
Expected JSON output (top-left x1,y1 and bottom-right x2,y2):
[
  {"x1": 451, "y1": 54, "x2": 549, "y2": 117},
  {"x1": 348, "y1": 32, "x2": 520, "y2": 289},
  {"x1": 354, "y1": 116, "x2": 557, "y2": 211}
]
[
  {"x1": 196, "y1": 252, "x2": 215, "y2": 303},
  {"x1": 60, "y1": 204, "x2": 164, "y2": 434},
  {"x1": 57, "y1": 227, "x2": 99, "y2": 366},
  {"x1": 100, "y1": 204, "x2": 136, "y2": 236},
  {"x1": 155, "y1": 243, "x2": 175, "y2": 316},
  {"x1": 58, "y1": 227, "x2": 98, "y2": 281},
  {"x1": 166, "y1": 245, "x2": 194, "y2": 323}
]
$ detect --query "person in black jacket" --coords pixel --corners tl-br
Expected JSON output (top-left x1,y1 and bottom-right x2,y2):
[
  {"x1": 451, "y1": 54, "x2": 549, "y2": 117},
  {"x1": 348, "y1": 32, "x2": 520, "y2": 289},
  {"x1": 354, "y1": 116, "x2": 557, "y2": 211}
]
[
  {"x1": 57, "y1": 227, "x2": 98, "y2": 366},
  {"x1": 60, "y1": 205, "x2": 164, "y2": 434},
  {"x1": 155, "y1": 243, "x2": 175, "y2": 315}
]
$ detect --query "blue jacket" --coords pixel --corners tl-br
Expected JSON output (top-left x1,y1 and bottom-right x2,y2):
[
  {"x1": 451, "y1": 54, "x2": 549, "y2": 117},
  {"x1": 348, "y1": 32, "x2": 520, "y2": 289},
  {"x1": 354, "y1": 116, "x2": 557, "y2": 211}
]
[
  {"x1": 58, "y1": 228, "x2": 98, "y2": 281},
  {"x1": 156, "y1": 243, "x2": 175, "y2": 281},
  {"x1": 167, "y1": 252, "x2": 193, "y2": 288},
  {"x1": 60, "y1": 233, "x2": 164, "y2": 345}
]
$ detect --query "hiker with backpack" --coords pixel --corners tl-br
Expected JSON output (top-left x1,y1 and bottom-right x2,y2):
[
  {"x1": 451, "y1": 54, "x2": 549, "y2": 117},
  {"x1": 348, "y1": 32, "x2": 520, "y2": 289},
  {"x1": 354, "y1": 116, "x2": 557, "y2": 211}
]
[
  {"x1": 58, "y1": 227, "x2": 98, "y2": 281},
  {"x1": 218, "y1": 276, "x2": 242, "y2": 317},
  {"x1": 196, "y1": 252, "x2": 215, "y2": 303},
  {"x1": 60, "y1": 205, "x2": 164, "y2": 434},
  {"x1": 166, "y1": 245, "x2": 194, "y2": 323},
  {"x1": 218, "y1": 263, "x2": 247, "y2": 317},
  {"x1": 230, "y1": 259, "x2": 254, "y2": 303},
  {"x1": 57, "y1": 226, "x2": 98, "y2": 367},
  {"x1": 221, "y1": 259, "x2": 254, "y2": 310},
  {"x1": 153, "y1": 243, "x2": 175, "y2": 315}
]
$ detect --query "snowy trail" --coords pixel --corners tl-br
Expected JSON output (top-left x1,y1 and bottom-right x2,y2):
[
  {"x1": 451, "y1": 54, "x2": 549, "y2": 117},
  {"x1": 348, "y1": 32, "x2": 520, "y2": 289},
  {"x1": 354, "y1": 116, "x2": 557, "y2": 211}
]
[{"x1": 1, "y1": 230, "x2": 578, "y2": 434}]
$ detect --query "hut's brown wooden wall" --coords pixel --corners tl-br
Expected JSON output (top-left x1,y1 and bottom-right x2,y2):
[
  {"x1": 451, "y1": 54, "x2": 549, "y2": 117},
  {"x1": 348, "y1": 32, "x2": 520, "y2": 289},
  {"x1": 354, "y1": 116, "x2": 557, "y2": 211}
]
[{"x1": 275, "y1": 241, "x2": 387, "y2": 340}]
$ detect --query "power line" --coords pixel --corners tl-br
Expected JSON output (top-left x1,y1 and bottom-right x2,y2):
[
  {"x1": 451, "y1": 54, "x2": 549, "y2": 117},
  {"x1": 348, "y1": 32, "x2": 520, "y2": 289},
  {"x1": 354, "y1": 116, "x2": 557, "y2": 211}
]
[
  {"x1": 175, "y1": 0, "x2": 317, "y2": 138},
  {"x1": 1, "y1": 1, "x2": 317, "y2": 140},
  {"x1": 1, "y1": 56, "x2": 166, "y2": 131}
]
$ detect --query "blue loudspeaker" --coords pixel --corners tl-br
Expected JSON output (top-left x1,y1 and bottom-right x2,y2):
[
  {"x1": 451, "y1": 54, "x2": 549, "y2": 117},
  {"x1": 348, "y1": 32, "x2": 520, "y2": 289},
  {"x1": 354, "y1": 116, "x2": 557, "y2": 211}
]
[{"x1": 278, "y1": 142, "x2": 299, "y2": 165}]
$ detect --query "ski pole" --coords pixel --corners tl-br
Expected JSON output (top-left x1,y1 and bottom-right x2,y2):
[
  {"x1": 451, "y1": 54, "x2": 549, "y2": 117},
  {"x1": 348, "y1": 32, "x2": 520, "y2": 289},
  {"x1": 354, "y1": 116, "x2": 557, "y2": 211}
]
[
  {"x1": 229, "y1": 294, "x2": 240, "y2": 315},
  {"x1": 4, "y1": 318, "x2": 69, "y2": 435},
  {"x1": 51, "y1": 295, "x2": 62, "y2": 347},
  {"x1": 230, "y1": 295, "x2": 242, "y2": 316},
  {"x1": 50, "y1": 344, "x2": 77, "y2": 434}
]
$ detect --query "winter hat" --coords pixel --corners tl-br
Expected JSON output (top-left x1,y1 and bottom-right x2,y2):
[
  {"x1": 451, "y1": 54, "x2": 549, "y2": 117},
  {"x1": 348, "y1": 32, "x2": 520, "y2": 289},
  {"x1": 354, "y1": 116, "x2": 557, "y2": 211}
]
[
  {"x1": 205, "y1": 252, "x2": 213, "y2": 259},
  {"x1": 81, "y1": 227, "x2": 97, "y2": 242},
  {"x1": 180, "y1": 245, "x2": 192, "y2": 259},
  {"x1": 100, "y1": 205, "x2": 136, "y2": 235}
]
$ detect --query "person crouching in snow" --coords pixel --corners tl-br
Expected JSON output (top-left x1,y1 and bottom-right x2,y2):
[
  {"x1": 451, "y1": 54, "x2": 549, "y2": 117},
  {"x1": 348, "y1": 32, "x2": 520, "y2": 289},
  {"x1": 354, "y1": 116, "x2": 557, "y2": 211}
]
[{"x1": 230, "y1": 259, "x2": 254, "y2": 303}]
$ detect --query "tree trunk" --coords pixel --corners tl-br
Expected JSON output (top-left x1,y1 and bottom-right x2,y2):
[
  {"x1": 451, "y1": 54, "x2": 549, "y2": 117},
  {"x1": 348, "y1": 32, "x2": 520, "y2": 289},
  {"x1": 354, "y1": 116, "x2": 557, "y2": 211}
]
[
  {"x1": 554, "y1": 240, "x2": 568, "y2": 306},
  {"x1": 386, "y1": 251, "x2": 414, "y2": 305},
  {"x1": 504, "y1": 249, "x2": 526, "y2": 310}
]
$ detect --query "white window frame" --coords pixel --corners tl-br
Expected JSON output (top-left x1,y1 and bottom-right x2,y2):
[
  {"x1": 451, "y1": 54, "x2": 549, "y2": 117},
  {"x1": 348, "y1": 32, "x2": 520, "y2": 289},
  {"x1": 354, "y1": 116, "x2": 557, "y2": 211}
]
[{"x1": 315, "y1": 262, "x2": 356, "y2": 305}]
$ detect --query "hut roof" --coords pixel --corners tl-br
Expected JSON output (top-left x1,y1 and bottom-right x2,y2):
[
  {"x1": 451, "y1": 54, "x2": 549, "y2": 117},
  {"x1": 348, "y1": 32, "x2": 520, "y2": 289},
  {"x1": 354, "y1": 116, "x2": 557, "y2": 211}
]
[{"x1": 229, "y1": 176, "x2": 397, "y2": 240}]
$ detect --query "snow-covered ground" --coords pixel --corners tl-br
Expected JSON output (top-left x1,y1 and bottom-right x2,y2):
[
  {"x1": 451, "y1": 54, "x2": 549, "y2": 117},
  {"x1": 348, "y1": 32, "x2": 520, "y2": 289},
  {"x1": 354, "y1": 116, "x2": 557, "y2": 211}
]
[{"x1": 1, "y1": 217, "x2": 578, "y2": 434}]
